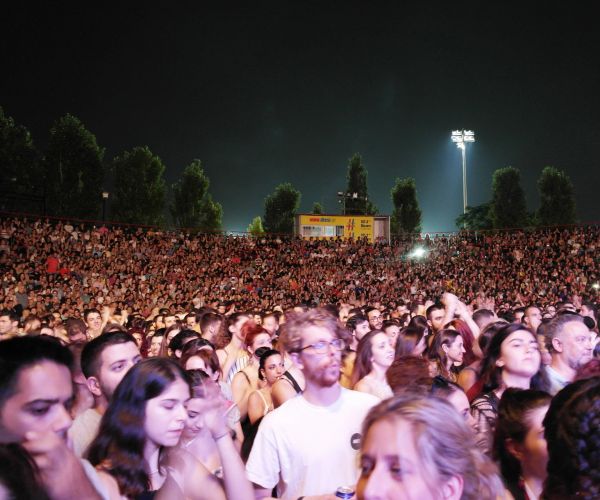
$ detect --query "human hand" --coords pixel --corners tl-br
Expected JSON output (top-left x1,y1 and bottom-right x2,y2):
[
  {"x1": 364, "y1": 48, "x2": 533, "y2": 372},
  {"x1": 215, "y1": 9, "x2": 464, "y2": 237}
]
[{"x1": 22, "y1": 431, "x2": 100, "y2": 499}]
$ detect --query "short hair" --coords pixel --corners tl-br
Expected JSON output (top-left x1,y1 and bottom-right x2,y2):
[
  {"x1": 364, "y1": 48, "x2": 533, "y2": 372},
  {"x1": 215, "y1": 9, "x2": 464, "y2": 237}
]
[
  {"x1": 168, "y1": 329, "x2": 200, "y2": 352},
  {"x1": 0, "y1": 336, "x2": 73, "y2": 407},
  {"x1": 426, "y1": 303, "x2": 444, "y2": 320},
  {"x1": 84, "y1": 308, "x2": 101, "y2": 322},
  {"x1": 361, "y1": 395, "x2": 504, "y2": 499},
  {"x1": 0, "y1": 308, "x2": 19, "y2": 322},
  {"x1": 472, "y1": 309, "x2": 496, "y2": 329},
  {"x1": 279, "y1": 308, "x2": 348, "y2": 354},
  {"x1": 81, "y1": 332, "x2": 137, "y2": 379},
  {"x1": 346, "y1": 314, "x2": 368, "y2": 332},
  {"x1": 199, "y1": 312, "x2": 222, "y2": 334},
  {"x1": 65, "y1": 317, "x2": 87, "y2": 338},
  {"x1": 543, "y1": 313, "x2": 586, "y2": 353}
]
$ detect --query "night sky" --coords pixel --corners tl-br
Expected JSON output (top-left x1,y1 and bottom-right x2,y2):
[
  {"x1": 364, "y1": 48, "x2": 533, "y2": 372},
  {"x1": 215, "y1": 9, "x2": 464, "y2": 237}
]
[{"x1": 3, "y1": 3, "x2": 599, "y2": 233}]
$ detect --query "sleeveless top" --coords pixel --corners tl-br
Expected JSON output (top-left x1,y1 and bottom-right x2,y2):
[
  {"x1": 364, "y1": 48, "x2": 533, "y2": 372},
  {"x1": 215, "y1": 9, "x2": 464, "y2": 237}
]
[{"x1": 282, "y1": 370, "x2": 302, "y2": 394}]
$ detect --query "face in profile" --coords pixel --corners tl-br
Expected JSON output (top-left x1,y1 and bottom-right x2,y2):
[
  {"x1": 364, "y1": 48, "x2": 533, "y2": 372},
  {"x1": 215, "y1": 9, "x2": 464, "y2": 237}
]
[{"x1": 0, "y1": 361, "x2": 73, "y2": 444}]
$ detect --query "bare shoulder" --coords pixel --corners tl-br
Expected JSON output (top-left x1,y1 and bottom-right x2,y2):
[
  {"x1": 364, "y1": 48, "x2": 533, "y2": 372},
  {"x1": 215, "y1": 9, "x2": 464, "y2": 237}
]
[{"x1": 95, "y1": 470, "x2": 123, "y2": 500}]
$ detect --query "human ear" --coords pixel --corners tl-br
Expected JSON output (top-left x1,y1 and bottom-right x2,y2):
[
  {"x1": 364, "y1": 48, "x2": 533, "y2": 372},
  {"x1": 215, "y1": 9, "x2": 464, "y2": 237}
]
[
  {"x1": 441, "y1": 474, "x2": 464, "y2": 500},
  {"x1": 86, "y1": 376, "x2": 102, "y2": 397},
  {"x1": 505, "y1": 437, "x2": 524, "y2": 461},
  {"x1": 496, "y1": 358, "x2": 505, "y2": 367},
  {"x1": 551, "y1": 337, "x2": 562, "y2": 353}
]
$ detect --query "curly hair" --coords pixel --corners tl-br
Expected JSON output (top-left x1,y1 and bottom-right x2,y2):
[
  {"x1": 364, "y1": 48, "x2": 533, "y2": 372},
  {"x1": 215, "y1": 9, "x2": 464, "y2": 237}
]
[
  {"x1": 543, "y1": 376, "x2": 600, "y2": 499},
  {"x1": 87, "y1": 358, "x2": 190, "y2": 498},
  {"x1": 278, "y1": 308, "x2": 349, "y2": 354},
  {"x1": 360, "y1": 394, "x2": 504, "y2": 499}
]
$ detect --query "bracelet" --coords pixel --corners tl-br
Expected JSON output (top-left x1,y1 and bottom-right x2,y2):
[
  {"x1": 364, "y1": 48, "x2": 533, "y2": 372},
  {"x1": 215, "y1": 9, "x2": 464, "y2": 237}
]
[{"x1": 213, "y1": 430, "x2": 230, "y2": 441}]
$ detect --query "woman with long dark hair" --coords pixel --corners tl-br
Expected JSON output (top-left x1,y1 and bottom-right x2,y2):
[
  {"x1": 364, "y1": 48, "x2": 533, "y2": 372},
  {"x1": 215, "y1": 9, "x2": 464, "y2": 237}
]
[
  {"x1": 493, "y1": 388, "x2": 551, "y2": 500},
  {"x1": 471, "y1": 323, "x2": 542, "y2": 455},
  {"x1": 88, "y1": 357, "x2": 252, "y2": 499},
  {"x1": 428, "y1": 329, "x2": 466, "y2": 382},
  {"x1": 351, "y1": 330, "x2": 394, "y2": 399}
]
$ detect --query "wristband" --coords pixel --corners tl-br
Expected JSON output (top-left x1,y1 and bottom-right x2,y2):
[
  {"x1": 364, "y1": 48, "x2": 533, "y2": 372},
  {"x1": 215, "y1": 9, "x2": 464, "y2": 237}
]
[{"x1": 213, "y1": 430, "x2": 229, "y2": 441}]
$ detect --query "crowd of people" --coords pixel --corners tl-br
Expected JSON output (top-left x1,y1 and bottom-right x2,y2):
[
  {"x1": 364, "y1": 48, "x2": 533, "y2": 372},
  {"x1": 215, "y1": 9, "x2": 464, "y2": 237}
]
[{"x1": 1, "y1": 215, "x2": 600, "y2": 499}]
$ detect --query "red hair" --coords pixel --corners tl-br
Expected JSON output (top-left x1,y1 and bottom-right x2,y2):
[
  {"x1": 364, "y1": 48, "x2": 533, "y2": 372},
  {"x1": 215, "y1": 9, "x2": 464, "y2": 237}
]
[{"x1": 241, "y1": 321, "x2": 269, "y2": 350}]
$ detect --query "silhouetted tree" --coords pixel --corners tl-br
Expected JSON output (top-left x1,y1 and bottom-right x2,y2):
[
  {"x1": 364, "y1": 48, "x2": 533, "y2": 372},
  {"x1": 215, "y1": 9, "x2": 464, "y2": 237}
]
[
  {"x1": 263, "y1": 182, "x2": 301, "y2": 234},
  {"x1": 456, "y1": 202, "x2": 493, "y2": 230},
  {"x1": 490, "y1": 166, "x2": 528, "y2": 229},
  {"x1": 344, "y1": 153, "x2": 377, "y2": 215},
  {"x1": 170, "y1": 159, "x2": 223, "y2": 232},
  {"x1": 312, "y1": 202, "x2": 324, "y2": 214},
  {"x1": 43, "y1": 114, "x2": 105, "y2": 218},
  {"x1": 0, "y1": 106, "x2": 40, "y2": 195},
  {"x1": 390, "y1": 177, "x2": 421, "y2": 234},
  {"x1": 111, "y1": 146, "x2": 166, "y2": 225},
  {"x1": 537, "y1": 166, "x2": 577, "y2": 226},
  {"x1": 247, "y1": 216, "x2": 265, "y2": 236}
]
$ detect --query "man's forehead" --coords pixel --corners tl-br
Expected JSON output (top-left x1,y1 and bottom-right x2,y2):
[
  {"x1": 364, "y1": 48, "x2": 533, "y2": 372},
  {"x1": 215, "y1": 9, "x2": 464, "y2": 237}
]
[
  {"x1": 101, "y1": 342, "x2": 139, "y2": 365},
  {"x1": 563, "y1": 321, "x2": 590, "y2": 336},
  {"x1": 14, "y1": 362, "x2": 73, "y2": 400},
  {"x1": 301, "y1": 325, "x2": 334, "y2": 343}
]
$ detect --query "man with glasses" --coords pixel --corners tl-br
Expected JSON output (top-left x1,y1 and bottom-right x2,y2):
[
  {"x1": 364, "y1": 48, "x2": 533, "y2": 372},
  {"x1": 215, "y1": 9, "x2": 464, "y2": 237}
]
[{"x1": 246, "y1": 308, "x2": 378, "y2": 499}]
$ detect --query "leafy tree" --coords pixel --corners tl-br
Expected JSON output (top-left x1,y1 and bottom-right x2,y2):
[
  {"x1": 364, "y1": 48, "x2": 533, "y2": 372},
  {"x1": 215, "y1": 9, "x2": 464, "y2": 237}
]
[
  {"x1": 170, "y1": 159, "x2": 223, "y2": 232},
  {"x1": 344, "y1": 153, "x2": 377, "y2": 215},
  {"x1": 312, "y1": 202, "x2": 324, "y2": 214},
  {"x1": 0, "y1": 106, "x2": 40, "y2": 194},
  {"x1": 247, "y1": 216, "x2": 265, "y2": 236},
  {"x1": 455, "y1": 202, "x2": 493, "y2": 230},
  {"x1": 111, "y1": 146, "x2": 166, "y2": 225},
  {"x1": 263, "y1": 182, "x2": 301, "y2": 234},
  {"x1": 390, "y1": 178, "x2": 422, "y2": 234},
  {"x1": 490, "y1": 166, "x2": 529, "y2": 229},
  {"x1": 43, "y1": 114, "x2": 105, "y2": 218},
  {"x1": 537, "y1": 166, "x2": 577, "y2": 226}
]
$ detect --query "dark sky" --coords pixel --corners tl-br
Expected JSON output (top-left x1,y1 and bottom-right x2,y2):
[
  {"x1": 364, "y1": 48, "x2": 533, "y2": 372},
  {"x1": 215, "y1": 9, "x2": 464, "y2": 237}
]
[{"x1": 3, "y1": 2, "x2": 599, "y2": 232}]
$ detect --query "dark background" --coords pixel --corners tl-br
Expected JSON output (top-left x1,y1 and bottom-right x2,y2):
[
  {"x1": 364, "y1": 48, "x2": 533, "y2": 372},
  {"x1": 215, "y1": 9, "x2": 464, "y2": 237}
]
[{"x1": 2, "y1": 2, "x2": 598, "y2": 232}]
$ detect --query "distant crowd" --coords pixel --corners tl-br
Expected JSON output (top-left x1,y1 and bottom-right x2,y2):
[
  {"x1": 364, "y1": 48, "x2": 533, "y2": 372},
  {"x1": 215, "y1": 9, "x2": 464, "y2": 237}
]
[{"x1": 1, "y1": 216, "x2": 599, "y2": 499}]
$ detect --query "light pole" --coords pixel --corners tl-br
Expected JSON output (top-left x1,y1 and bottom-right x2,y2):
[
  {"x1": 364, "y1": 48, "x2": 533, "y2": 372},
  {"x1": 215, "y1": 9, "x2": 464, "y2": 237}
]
[
  {"x1": 101, "y1": 191, "x2": 109, "y2": 222},
  {"x1": 451, "y1": 130, "x2": 475, "y2": 215}
]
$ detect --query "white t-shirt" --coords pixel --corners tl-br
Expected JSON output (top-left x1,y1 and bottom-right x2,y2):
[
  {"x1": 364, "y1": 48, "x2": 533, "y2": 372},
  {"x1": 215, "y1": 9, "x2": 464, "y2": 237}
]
[
  {"x1": 246, "y1": 387, "x2": 378, "y2": 499},
  {"x1": 69, "y1": 408, "x2": 102, "y2": 457}
]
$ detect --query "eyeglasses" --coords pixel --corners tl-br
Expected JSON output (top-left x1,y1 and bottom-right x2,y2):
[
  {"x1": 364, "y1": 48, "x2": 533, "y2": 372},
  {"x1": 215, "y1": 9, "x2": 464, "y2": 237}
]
[{"x1": 299, "y1": 338, "x2": 346, "y2": 354}]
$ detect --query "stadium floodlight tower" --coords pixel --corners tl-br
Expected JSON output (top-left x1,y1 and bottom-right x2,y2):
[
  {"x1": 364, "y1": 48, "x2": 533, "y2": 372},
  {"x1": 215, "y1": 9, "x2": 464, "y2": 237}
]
[{"x1": 451, "y1": 129, "x2": 475, "y2": 215}]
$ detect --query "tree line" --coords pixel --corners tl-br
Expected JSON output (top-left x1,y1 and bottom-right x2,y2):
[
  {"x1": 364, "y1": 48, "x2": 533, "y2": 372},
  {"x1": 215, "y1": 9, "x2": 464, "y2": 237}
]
[
  {"x1": 1, "y1": 107, "x2": 577, "y2": 234},
  {"x1": 0, "y1": 107, "x2": 222, "y2": 231}
]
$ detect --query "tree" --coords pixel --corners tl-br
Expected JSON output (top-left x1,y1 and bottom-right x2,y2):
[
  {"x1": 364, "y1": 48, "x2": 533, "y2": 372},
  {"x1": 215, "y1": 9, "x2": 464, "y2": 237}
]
[
  {"x1": 0, "y1": 106, "x2": 40, "y2": 195},
  {"x1": 390, "y1": 178, "x2": 421, "y2": 234},
  {"x1": 170, "y1": 159, "x2": 223, "y2": 232},
  {"x1": 537, "y1": 166, "x2": 577, "y2": 226},
  {"x1": 263, "y1": 182, "x2": 301, "y2": 234},
  {"x1": 312, "y1": 202, "x2": 324, "y2": 215},
  {"x1": 343, "y1": 153, "x2": 377, "y2": 215},
  {"x1": 111, "y1": 146, "x2": 166, "y2": 226},
  {"x1": 247, "y1": 216, "x2": 265, "y2": 236},
  {"x1": 490, "y1": 166, "x2": 529, "y2": 229},
  {"x1": 43, "y1": 114, "x2": 105, "y2": 218},
  {"x1": 455, "y1": 202, "x2": 493, "y2": 230}
]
